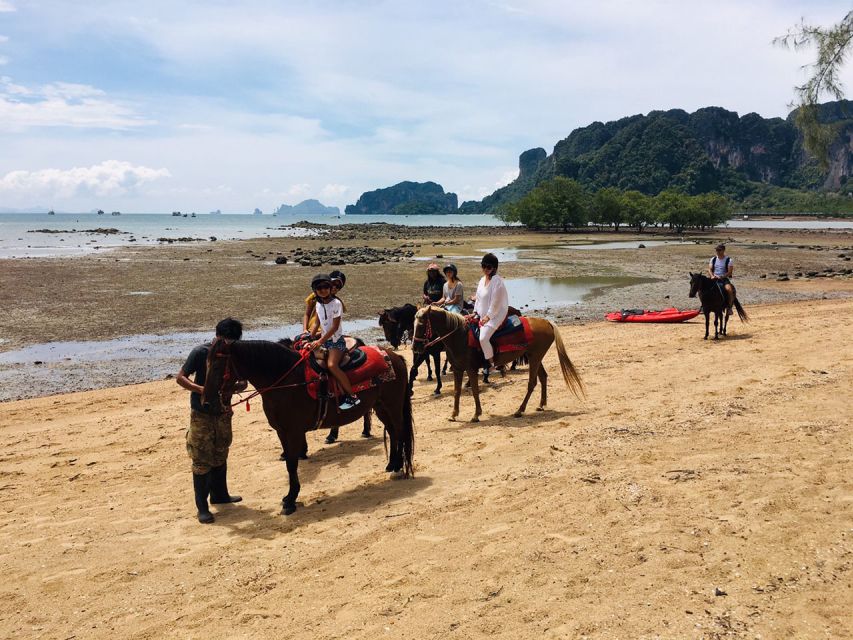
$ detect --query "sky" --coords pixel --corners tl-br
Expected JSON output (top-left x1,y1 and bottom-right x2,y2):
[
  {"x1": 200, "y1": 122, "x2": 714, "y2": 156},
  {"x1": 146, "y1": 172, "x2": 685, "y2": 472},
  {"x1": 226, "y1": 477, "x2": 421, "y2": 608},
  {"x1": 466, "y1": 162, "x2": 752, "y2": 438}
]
[{"x1": 0, "y1": 0, "x2": 849, "y2": 213}]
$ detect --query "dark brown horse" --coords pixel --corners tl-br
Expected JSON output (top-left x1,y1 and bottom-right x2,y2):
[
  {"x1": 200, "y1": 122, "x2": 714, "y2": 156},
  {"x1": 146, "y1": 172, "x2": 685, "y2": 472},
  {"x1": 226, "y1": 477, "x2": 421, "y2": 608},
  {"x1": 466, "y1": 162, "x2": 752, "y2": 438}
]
[
  {"x1": 203, "y1": 338, "x2": 414, "y2": 515},
  {"x1": 689, "y1": 273, "x2": 749, "y2": 339},
  {"x1": 412, "y1": 307, "x2": 584, "y2": 422}
]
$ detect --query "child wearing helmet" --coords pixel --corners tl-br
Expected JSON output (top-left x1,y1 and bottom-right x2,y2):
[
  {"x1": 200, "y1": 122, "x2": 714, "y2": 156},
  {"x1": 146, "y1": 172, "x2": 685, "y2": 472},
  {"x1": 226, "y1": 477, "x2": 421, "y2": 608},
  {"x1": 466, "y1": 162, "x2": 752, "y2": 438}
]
[
  {"x1": 308, "y1": 273, "x2": 360, "y2": 410},
  {"x1": 303, "y1": 270, "x2": 347, "y2": 338},
  {"x1": 437, "y1": 263, "x2": 464, "y2": 314},
  {"x1": 474, "y1": 253, "x2": 509, "y2": 368},
  {"x1": 422, "y1": 263, "x2": 446, "y2": 304}
]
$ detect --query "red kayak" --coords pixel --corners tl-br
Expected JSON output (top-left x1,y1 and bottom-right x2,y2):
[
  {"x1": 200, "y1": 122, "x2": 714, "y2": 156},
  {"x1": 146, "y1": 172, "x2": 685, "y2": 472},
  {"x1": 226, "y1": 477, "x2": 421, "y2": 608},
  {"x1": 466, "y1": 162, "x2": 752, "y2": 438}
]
[{"x1": 605, "y1": 307, "x2": 700, "y2": 323}]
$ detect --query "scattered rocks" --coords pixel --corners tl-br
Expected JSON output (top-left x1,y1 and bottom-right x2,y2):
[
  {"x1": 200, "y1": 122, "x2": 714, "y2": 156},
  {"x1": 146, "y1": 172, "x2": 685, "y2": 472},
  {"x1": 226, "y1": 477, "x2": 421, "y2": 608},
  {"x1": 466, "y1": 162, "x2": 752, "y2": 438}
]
[{"x1": 274, "y1": 256, "x2": 288, "y2": 264}]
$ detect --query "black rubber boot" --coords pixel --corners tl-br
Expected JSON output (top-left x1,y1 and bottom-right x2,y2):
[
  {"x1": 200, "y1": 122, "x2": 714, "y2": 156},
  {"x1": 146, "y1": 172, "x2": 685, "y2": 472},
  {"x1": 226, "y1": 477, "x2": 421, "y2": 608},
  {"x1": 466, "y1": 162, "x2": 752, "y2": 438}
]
[
  {"x1": 193, "y1": 473, "x2": 214, "y2": 524},
  {"x1": 209, "y1": 464, "x2": 242, "y2": 504}
]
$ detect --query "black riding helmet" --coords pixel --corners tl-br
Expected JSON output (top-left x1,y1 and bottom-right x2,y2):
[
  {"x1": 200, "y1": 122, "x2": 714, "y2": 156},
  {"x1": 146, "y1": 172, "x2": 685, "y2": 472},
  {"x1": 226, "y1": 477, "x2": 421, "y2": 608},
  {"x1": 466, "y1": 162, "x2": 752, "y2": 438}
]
[
  {"x1": 329, "y1": 269, "x2": 346, "y2": 288},
  {"x1": 443, "y1": 263, "x2": 458, "y2": 277},
  {"x1": 481, "y1": 252, "x2": 499, "y2": 271},
  {"x1": 311, "y1": 273, "x2": 332, "y2": 291}
]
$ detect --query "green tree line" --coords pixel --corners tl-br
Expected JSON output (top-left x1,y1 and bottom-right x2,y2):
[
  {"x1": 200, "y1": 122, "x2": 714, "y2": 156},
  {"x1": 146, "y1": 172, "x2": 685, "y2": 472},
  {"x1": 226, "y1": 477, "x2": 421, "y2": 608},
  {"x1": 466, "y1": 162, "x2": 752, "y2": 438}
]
[{"x1": 498, "y1": 177, "x2": 732, "y2": 233}]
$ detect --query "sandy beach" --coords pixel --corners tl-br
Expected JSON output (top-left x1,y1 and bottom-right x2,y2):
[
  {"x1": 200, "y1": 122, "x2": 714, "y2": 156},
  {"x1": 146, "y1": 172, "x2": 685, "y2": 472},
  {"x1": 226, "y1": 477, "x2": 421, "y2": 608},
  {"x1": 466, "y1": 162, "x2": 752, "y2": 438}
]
[{"x1": 1, "y1": 226, "x2": 852, "y2": 638}]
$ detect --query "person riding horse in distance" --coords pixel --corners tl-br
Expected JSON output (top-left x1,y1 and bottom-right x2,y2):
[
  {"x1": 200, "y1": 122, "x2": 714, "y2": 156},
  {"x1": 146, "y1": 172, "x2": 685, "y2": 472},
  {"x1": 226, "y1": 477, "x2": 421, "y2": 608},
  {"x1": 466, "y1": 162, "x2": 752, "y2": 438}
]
[
  {"x1": 474, "y1": 253, "x2": 509, "y2": 370},
  {"x1": 708, "y1": 243, "x2": 735, "y2": 317}
]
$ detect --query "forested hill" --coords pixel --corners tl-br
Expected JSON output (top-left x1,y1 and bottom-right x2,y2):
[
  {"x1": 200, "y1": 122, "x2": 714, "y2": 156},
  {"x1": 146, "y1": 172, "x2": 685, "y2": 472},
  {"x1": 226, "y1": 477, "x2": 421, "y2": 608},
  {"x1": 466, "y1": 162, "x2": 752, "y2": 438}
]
[{"x1": 461, "y1": 101, "x2": 853, "y2": 213}]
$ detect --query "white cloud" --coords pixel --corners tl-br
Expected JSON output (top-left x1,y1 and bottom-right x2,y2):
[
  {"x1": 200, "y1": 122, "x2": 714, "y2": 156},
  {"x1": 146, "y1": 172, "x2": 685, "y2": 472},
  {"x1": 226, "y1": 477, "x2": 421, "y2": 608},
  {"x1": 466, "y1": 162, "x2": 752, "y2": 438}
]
[
  {"x1": 0, "y1": 78, "x2": 155, "y2": 131},
  {"x1": 0, "y1": 160, "x2": 171, "y2": 199},
  {"x1": 0, "y1": 35, "x2": 9, "y2": 42},
  {"x1": 320, "y1": 184, "x2": 350, "y2": 199},
  {"x1": 0, "y1": 1, "x2": 15, "y2": 12},
  {"x1": 0, "y1": 56, "x2": 8, "y2": 66},
  {"x1": 287, "y1": 183, "x2": 311, "y2": 198}
]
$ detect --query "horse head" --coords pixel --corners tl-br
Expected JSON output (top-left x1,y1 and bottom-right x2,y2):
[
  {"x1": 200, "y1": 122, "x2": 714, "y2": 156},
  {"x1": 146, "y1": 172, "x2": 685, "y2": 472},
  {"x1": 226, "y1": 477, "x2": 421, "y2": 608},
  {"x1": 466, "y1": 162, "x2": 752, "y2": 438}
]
[
  {"x1": 688, "y1": 272, "x2": 703, "y2": 298},
  {"x1": 378, "y1": 308, "x2": 401, "y2": 347},
  {"x1": 203, "y1": 336, "x2": 237, "y2": 413},
  {"x1": 411, "y1": 306, "x2": 433, "y2": 355}
]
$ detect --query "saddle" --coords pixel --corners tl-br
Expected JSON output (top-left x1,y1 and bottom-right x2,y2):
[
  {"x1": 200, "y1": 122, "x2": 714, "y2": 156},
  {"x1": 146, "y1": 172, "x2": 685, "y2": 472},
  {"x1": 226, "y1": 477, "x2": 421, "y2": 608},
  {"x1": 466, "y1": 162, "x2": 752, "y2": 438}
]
[
  {"x1": 304, "y1": 345, "x2": 396, "y2": 402},
  {"x1": 466, "y1": 314, "x2": 533, "y2": 354}
]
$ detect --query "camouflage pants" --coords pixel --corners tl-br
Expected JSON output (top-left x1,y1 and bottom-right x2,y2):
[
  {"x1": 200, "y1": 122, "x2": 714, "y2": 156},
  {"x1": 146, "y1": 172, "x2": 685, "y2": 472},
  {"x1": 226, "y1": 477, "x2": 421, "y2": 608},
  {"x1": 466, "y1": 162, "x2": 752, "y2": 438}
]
[{"x1": 186, "y1": 409, "x2": 232, "y2": 475}]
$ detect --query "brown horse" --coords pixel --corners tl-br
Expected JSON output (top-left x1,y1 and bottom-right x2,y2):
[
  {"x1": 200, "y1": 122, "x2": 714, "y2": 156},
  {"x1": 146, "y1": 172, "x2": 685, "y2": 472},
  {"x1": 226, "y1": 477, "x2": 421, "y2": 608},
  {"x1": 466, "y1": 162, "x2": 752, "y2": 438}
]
[
  {"x1": 412, "y1": 306, "x2": 584, "y2": 421},
  {"x1": 203, "y1": 338, "x2": 414, "y2": 515}
]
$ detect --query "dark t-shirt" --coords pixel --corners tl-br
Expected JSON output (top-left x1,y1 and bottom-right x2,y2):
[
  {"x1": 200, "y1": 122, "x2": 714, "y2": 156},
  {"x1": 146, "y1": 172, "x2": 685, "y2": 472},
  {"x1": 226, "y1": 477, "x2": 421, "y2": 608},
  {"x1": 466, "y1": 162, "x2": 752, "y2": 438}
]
[
  {"x1": 423, "y1": 275, "x2": 446, "y2": 303},
  {"x1": 182, "y1": 343, "x2": 211, "y2": 413}
]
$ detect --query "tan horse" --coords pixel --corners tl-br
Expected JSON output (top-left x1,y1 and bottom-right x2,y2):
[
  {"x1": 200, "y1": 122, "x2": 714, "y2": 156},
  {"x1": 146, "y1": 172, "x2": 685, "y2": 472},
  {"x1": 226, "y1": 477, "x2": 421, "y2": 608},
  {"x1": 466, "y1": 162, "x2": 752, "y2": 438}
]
[{"x1": 412, "y1": 306, "x2": 584, "y2": 421}]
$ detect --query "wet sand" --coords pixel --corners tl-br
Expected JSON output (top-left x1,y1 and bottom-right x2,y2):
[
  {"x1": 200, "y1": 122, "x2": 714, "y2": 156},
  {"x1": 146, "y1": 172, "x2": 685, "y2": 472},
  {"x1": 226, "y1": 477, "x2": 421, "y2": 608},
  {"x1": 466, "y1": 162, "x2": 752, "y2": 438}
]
[
  {"x1": 1, "y1": 225, "x2": 851, "y2": 401},
  {"x1": 0, "y1": 298, "x2": 850, "y2": 639}
]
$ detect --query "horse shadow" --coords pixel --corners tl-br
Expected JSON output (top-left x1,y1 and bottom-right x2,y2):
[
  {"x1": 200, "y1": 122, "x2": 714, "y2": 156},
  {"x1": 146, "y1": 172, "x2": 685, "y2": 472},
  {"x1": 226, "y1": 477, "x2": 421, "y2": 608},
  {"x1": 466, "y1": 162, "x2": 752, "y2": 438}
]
[
  {"x1": 704, "y1": 332, "x2": 752, "y2": 342},
  {"x1": 212, "y1": 474, "x2": 434, "y2": 538},
  {"x1": 432, "y1": 408, "x2": 584, "y2": 433},
  {"x1": 283, "y1": 432, "x2": 387, "y2": 486}
]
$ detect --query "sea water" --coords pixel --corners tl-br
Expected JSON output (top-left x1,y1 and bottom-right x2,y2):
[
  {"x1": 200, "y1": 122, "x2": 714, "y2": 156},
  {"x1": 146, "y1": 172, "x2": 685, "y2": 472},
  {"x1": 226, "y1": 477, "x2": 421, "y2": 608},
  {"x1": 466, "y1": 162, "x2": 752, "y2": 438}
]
[{"x1": 0, "y1": 212, "x2": 507, "y2": 259}]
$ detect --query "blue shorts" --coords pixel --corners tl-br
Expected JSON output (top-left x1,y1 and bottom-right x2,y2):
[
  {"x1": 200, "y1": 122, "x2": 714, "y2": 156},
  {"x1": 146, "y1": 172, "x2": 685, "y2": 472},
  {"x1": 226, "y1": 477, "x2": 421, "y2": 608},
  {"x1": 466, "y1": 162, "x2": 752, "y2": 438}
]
[{"x1": 323, "y1": 337, "x2": 347, "y2": 352}]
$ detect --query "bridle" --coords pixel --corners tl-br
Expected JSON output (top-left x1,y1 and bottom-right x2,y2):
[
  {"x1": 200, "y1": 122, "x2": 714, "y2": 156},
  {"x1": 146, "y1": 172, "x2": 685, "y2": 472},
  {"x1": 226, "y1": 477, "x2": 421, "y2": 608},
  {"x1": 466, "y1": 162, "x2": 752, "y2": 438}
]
[
  {"x1": 412, "y1": 306, "x2": 459, "y2": 351},
  {"x1": 209, "y1": 338, "x2": 312, "y2": 413}
]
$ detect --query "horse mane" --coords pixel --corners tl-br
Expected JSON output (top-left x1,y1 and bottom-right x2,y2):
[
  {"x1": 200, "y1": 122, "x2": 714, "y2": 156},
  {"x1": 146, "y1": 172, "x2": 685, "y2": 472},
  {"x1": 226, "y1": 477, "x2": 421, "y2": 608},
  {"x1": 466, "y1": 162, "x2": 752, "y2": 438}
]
[{"x1": 232, "y1": 340, "x2": 300, "y2": 376}]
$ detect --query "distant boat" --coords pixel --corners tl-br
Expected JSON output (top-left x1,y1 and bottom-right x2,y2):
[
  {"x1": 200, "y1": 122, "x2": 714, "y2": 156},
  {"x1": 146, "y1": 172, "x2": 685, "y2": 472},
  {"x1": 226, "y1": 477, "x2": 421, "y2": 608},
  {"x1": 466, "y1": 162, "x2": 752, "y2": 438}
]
[
  {"x1": 210, "y1": 209, "x2": 222, "y2": 215},
  {"x1": 97, "y1": 209, "x2": 105, "y2": 215},
  {"x1": 172, "y1": 211, "x2": 182, "y2": 217},
  {"x1": 191, "y1": 212, "x2": 196, "y2": 218},
  {"x1": 111, "y1": 211, "x2": 121, "y2": 216},
  {"x1": 48, "y1": 210, "x2": 55, "y2": 215}
]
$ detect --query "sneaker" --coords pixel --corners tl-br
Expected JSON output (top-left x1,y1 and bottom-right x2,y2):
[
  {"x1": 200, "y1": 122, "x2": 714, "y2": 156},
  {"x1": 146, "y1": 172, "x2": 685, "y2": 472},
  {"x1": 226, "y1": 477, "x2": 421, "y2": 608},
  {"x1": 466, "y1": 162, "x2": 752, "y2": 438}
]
[{"x1": 339, "y1": 395, "x2": 360, "y2": 410}]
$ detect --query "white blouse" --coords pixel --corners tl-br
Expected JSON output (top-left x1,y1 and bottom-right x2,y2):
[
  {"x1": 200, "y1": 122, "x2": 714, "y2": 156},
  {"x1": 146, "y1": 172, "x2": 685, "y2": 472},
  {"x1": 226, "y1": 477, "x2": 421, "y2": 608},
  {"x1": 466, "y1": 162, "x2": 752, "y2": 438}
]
[{"x1": 474, "y1": 274, "x2": 509, "y2": 327}]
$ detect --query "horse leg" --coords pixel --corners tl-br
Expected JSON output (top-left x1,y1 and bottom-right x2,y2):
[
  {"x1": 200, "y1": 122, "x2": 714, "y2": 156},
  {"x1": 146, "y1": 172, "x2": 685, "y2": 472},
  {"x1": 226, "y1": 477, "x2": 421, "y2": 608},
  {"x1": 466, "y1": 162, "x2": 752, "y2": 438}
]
[
  {"x1": 374, "y1": 404, "x2": 402, "y2": 472},
  {"x1": 432, "y1": 350, "x2": 442, "y2": 396},
  {"x1": 361, "y1": 411, "x2": 372, "y2": 438},
  {"x1": 409, "y1": 352, "x2": 424, "y2": 386},
  {"x1": 713, "y1": 311, "x2": 720, "y2": 339},
  {"x1": 468, "y1": 368, "x2": 483, "y2": 422},
  {"x1": 426, "y1": 353, "x2": 433, "y2": 381},
  {"x1": 442, "y1": 353, "x2": 449, "y2": 376},
  {"x1": 704, "y1": 311, "x2": 710, "y2": 340},
  {"x1": 536, "y1": 364, "x2": 548, "y2": 411},
  {"x1": 514, "y1": 355, "x2": 542, "y2": 417},
  {"x1": 281, "y1": 447, "x2": 301, "y2": 515},
  {"x1": 451, "y1": 369, "x2": 463, "y2": 421},
  {"x1": 325, "y1": 426, "x2": 339, "y2": 444}
]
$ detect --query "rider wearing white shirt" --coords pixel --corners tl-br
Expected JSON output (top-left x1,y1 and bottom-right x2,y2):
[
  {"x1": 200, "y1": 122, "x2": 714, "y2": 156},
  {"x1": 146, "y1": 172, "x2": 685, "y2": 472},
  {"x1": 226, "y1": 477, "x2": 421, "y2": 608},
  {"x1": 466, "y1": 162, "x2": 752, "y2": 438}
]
[
  {"x1": 707, "y1": 243, "x2": 735, "y2": 317},
  {"x1": 474, "y1": 253, "x2": 509, "y2": 366}
]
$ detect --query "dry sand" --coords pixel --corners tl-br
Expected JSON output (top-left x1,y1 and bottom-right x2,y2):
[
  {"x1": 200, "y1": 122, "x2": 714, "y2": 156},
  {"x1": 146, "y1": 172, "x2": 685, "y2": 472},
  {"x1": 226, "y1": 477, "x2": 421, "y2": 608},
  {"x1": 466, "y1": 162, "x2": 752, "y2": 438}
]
[{"x1": 1, "y1": 298, "x2": 851, "y2": 639}]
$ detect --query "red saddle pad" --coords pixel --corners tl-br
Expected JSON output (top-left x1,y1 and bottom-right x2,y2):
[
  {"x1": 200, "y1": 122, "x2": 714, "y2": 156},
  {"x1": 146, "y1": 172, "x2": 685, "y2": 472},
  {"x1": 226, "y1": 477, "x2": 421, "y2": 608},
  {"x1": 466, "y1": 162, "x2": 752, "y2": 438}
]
[{"x1": 305, "y1": 345, "x2": 395, "y2": 400}]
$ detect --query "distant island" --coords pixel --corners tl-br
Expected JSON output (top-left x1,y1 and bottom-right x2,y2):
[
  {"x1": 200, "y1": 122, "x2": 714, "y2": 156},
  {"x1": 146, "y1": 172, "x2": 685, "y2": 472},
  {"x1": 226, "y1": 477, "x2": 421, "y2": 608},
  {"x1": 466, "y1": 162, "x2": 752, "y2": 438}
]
[
  {"x1": 460, "y1": 100, "x2": 853, "y2": 214},
  {"x1": 209, "y1": 209, "x2": 222, "y2": 215},
  {"x1": 253, "y1": 208, "x2": 263, "y2": 216},
  {"x1": 274, "y1": 199, "x2": 340, "y2": 216},
  {"x1": 345, "y1": 181, "x2": 459, "y2": 215}
]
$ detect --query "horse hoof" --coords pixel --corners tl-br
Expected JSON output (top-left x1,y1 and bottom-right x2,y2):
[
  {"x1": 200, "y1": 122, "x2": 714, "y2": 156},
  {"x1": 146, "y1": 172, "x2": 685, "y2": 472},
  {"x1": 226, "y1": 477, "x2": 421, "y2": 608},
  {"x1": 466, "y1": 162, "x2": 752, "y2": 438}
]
[
  {"x1": 279, "y1": 452, "x2": 286, "y2": 461},
  {"x1": 470, "y1": 416, "x2": 480, "y2": 423},
  {"x1": 282, "y1": 505, "x2": 296, "y2": 516},
  {"x1": 433, "y1": 389, "x2": 441, "y2": 396},
  {"x1": 536, "y1": 406, "x2": 545, "y2": 412},
  {"x1": 427, "y1": 376, "x2": 433, "y2": 381},
  {"x1": 324, "y1": 436, "x2": 337, "y2": 444},
  {"x1": 513, "y1": 411, "x2": 523, "y2": 418},
  {"x1": 299, "y1": 453, "x2": 309, "y2": 460},
  {"x1": 361, "y1": 431, "x2": 372, "y2": 438}
]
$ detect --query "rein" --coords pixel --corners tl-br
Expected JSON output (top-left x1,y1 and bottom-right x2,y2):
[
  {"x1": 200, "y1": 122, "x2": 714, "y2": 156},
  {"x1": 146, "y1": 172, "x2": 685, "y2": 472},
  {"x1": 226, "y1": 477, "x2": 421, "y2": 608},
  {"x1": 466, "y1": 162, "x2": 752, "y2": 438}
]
[
  {"x1": 221, "y1": 347, "x2": 312, "y2": 410},
  {"x1": 414, "y1": 307, "x2": 458, "y2": 350}
]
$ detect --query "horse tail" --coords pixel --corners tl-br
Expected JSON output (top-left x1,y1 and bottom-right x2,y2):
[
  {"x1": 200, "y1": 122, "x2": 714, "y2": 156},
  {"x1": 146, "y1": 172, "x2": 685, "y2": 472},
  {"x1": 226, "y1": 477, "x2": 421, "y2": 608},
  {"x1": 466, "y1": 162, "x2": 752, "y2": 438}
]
[
  {"x1": 549, "y1": 321, "x2": 586, "y2": 399},
  {"x1": 733, "y1": 298, "x2": 749, "y2": 323},
  {"x1": 401, "y1": 378, "x2": 415, "y2": 477}
]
